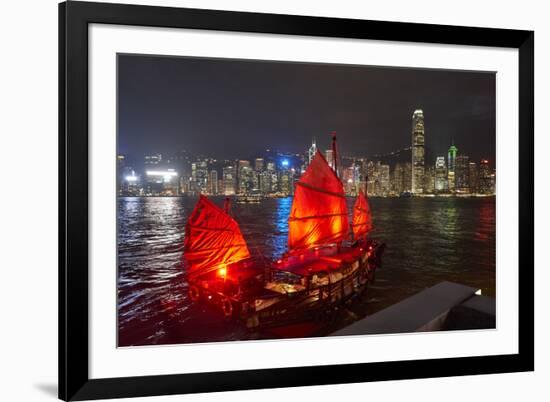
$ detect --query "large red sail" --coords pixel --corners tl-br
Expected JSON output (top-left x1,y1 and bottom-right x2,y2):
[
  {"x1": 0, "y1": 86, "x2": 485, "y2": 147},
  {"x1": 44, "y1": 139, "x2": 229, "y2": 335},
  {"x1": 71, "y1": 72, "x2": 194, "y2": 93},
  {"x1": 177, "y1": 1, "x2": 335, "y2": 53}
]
[
  {"x1": 351, "y1": 190, "x2": 372, "y2": 240},
  {"x1": 288, "y1": 151, "x2": 349, "y2": 252},
  {"x1": 184, "y1": 195, "x2": 250, "y2": 277}
]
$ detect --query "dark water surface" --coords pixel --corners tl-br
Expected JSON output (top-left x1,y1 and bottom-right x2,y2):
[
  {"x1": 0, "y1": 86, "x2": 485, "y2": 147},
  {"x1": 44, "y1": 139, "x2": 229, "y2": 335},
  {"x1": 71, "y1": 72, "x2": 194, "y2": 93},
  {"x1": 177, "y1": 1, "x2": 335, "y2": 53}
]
[{"x1": 117, "y1": 196, "x2": 495, "y2": 346}]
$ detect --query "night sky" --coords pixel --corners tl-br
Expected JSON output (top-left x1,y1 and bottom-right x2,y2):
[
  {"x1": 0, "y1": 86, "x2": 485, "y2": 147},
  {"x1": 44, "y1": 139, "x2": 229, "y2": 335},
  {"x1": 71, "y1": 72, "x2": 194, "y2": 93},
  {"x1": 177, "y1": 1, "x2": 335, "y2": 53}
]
[{"x1": 118, "y1": 54, "x2": 495, "y2": 164}]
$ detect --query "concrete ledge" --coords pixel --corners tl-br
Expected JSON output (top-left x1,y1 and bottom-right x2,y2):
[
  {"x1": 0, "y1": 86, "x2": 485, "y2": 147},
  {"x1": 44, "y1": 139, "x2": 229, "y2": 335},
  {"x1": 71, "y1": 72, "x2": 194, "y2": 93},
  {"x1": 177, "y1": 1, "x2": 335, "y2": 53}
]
[
  {"x1": 333, "y1": 281, "x2": 479, "y2": 336},
  {"x1": 442, "y1": 295, "x2": 496, "y2": 331}
]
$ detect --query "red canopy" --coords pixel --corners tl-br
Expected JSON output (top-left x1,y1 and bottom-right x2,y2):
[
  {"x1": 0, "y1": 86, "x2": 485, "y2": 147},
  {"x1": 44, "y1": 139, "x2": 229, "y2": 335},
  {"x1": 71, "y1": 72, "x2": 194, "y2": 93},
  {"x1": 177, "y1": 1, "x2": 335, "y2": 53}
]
[
  {"x1": 288, "y1": 151, "x2": 349, "y2": 252},
  {"x1": 184, "y1": 195, "x2": 250, "y2": 277},
  {"x1": 351, "y1": 190, "x2": 372, "y2": 240}
]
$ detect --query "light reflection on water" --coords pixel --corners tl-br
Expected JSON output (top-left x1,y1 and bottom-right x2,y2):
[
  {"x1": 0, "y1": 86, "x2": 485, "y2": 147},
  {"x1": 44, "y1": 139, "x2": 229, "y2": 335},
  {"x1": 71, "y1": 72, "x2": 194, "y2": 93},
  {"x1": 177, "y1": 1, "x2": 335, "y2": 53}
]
[{"x1": 117, "y1": 196, "x2": 495, "y2": 346}]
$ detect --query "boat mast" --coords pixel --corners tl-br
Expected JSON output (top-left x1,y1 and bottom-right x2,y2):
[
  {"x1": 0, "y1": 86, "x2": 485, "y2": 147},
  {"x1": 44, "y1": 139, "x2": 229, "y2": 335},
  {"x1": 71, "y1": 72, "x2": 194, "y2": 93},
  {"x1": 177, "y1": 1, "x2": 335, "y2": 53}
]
[
  {"x1": 224, "y1": 197, "x2": 231, "y2": 214},
  {"x1": 331, "y1": 131, "x2": 338, "y2": 177}
]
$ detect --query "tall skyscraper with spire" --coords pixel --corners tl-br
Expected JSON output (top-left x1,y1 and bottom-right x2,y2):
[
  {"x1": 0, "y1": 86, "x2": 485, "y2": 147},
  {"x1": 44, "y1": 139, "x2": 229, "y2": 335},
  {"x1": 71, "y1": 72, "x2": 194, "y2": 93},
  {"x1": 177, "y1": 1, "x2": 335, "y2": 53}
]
[
  {"x1": 447, "y1": 141, "x2": 458, "y2": 192},
  {"x1": 307, "y1": 138, "x2": 317, "y2": 166},
  {"x1": 411, "y1": 109, "x2": 425, "y2": 194}
]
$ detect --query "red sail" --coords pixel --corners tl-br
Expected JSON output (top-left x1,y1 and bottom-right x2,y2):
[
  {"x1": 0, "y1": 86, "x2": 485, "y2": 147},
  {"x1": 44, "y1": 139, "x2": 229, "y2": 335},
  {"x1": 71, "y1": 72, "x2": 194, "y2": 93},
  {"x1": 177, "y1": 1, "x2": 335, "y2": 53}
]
[
  {"x1": 288, "y1": 151, "x2": 349, "y2": 252},
  {"x1": 351, "y1": 190, "x2": 372, "y2": 240},
  {"x1": 184, "y1": 195, "x2": 250, "y2": 277}
]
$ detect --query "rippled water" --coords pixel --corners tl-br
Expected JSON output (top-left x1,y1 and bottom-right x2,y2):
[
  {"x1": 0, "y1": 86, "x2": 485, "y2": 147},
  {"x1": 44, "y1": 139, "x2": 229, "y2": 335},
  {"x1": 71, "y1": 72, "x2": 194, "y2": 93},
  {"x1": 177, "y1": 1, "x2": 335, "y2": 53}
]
[{"x1": 117, "y1": 196, "x2": 495, "y2": 346}]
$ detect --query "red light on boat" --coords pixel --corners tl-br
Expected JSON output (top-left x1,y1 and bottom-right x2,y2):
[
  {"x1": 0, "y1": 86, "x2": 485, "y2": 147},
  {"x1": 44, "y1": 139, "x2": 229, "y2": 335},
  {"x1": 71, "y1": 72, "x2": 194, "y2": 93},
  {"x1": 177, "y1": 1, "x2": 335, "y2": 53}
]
[{"x1": 277, "y1": 259, "x2": 282, "y2": 264}]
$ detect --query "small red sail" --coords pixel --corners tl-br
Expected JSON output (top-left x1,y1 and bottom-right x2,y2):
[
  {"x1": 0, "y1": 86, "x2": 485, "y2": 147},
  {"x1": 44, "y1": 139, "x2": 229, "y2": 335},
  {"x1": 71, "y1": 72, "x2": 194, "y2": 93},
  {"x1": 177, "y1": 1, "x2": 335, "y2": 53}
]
[
  {"x1": 184, "y1": 195, "x2": 250, "y2": 277},
  {"x1": 351, "y1": 190, "x2": 372, "y2": 240},
  {"x1": 288, "y1": 151, "x2": 349, "y2": 252}
]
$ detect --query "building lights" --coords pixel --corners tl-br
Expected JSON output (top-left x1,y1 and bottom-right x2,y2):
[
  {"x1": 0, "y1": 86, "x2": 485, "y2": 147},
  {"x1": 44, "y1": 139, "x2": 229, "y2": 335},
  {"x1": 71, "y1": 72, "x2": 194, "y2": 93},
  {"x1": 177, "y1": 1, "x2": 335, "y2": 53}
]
[{"x1": 146, "y1": 170, "x2": 178, "y2": 177}]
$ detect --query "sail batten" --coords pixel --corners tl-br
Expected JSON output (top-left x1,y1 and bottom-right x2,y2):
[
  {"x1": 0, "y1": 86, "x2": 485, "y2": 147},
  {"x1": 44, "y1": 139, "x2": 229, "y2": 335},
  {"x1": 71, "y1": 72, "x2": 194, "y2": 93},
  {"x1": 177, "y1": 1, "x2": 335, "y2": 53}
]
[
  {"x1": 184, "y1": 195, "x2": 250, "y2": 277},
  {"x1": 351, "y1": 190, "x2": 372, "y2": 240},
  {"x1": 288, "y1": 151, "x2": 349, "y2": 252}
]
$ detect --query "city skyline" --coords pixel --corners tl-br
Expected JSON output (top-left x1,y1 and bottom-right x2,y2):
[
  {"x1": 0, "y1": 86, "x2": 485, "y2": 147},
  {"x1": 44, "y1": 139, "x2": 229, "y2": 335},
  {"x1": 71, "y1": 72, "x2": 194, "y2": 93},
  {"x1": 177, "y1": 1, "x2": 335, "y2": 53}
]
[
  {"x1": 118, "y1": 131, "x2": 496, "y2": 198},
  {"x1": 118, "y1": 55, "x2": 496, "y2": 163}
]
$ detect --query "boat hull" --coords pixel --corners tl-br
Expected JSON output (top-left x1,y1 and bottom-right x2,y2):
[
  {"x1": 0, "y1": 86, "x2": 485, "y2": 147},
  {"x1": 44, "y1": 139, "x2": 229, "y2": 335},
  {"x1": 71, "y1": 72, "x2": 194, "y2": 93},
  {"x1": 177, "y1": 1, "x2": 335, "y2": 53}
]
[{"x1": 187, "y1": 239, "x2": 385, "y2": 330}]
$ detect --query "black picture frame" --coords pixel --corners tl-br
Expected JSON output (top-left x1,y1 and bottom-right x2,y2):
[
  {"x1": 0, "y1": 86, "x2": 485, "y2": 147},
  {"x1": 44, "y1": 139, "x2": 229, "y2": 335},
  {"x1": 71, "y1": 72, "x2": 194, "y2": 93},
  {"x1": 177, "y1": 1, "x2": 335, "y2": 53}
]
[{"x1": 59, "y1": 1, "x2": 534, "y2": 400}]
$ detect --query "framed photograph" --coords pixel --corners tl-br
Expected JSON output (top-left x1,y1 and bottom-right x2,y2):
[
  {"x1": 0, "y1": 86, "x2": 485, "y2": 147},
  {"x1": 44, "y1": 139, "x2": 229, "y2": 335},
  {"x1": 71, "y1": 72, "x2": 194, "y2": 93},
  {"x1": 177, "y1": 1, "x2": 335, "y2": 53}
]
[{"x1": 59, "y1": 1, "x2": 534, "y2": 400}]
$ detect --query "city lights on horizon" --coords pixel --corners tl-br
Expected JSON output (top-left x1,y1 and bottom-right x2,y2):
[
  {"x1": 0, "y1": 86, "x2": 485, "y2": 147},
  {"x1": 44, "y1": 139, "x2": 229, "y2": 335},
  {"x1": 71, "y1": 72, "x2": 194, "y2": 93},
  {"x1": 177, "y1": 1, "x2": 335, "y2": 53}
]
[{"x1": 117, "y1": 109, "x2": 495, "y2": 198}]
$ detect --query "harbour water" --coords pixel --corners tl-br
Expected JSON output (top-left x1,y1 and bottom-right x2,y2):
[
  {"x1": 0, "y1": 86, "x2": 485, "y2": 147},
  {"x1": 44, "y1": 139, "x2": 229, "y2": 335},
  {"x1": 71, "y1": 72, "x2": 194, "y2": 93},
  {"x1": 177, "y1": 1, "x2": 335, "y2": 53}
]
[{"x1": 117, "y1": 196, "x2": 495, "y2": 346}]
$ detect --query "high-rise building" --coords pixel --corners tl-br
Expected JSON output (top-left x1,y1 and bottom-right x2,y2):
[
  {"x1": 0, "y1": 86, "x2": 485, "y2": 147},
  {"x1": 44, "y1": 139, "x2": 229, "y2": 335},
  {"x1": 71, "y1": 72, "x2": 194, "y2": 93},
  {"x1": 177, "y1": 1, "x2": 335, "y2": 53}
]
[
  {"x1": 259, "y1": 171, "x2": 272, "y2": 194},
  {"x1": 343, "y1": 166, "x2": 356, "y2": 195},
  {"x1": 191, "y1": 159, "x2": 209, "y2": 194},
  {"x1": 455, "y1": 155, "x2": 470, "y2": 193},
  {"x1": 411, "y1": 109, "x2": 425, "y2": 194},
  {"x1": 179, "y1": 176, "x2": 191, "y2": 194},
  {"x1": 325, "y1": 149, "x2": 334, "y2": 170},
  {"x1": 434, "y1": 156, "x2": 447, "y2": 192},
  {"x1": 208, "y1": 170, "x2": 218, "y2": 195},
  {"x1": 366, "y1": 161, "x2": 376, "y2": 196},
  {"x1": 402, "y1": 162, "x2": 412, "y2": 193},
  {"x1": 424, "y1": 166, "x2": 435, "y2": 193},
  {"x1": 307, "y1": 138, "x2": 317, "y2": 166},
  {"x1": 117, "y1": 155, "x2": 126, "y2": 195},
  {"x1": 392, "y1": 163, "x2": 405, "y2": 194},
  {"x1": 379, "y1": 164, "x2": 390, "y2": 196},
  {"x1": 237, "y1": 160, "x2": 251, "y2": 194},
  {"x1": 468, "y1": 162, "x2": 478, "y2": 194},
  {"x1": 120, "y1": 168, "x2": 140, "y2": 196},
  {"x1": 478, "y1": 159, "x2": 492, "y2": 194},
  {"x1": 254, "y1": 158, "x2": 264, "y2": 172},
  {"x1": 366, "y1": 161, "x2": 390, "y2": 196},
  {"x1": 144, "y1": 168, "x2": 178, "y2": 196},
  {"x1": 222, "y1": 165, "x2": 236, "y2": 195},
  {"x1": 239, "y1": 167, "x2": 254, "y2": 194},
  {"x1": 447, "y1": 143, "x2": 458, "y2": 192},
  {"x1": 279, "y1": 170, "x2": 291, "y2": 195}
]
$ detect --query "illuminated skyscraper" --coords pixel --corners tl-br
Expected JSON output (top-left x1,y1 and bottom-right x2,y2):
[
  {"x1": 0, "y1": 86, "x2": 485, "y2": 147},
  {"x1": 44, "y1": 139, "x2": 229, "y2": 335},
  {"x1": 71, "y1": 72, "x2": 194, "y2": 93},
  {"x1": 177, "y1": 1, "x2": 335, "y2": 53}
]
[
  {"x1": 455, "y1": 155, "x2": 470, "y2": 193},
  {"x1": 447, "y1": 143, "x2": 458, "y2": 192},
  {"x1": 392, "y1": 163, "x2": 405, "y2": 194},
  {"x1": 279, "y1": 170, "x2": 291, "y2": 195},
  {"x1": 379, "y1": 164, "x2": 390, "y2": 196},
  {"x1": 144, "y1": 169, "x2": 178, "y2": 196},
  {"x1": 191, "y1": 159, "x2": 209, "y2": 194},
  {"x1": 222, "y1": 165, "x2": 236, "y2": 195},
  {"x1": 423, "y1": 166, "x2": 435, "y2": 193},
  {"x1": 238, "y1": 165, "x2": 254, "y2": 194},
  {"x1": 478, "y1": 159, "x2": 492, "y2": 194},
  {"x1": 411, "y1": 109, "x2": 425, "y2": 194},
  {"x1": 208, "y1": 170, "x2": 218, "y2": 195},
  {"x1": 468, "y1": 162, "x2": 478, "y2": 194},
  {"x1": 402, "y1": 162, "x2": 412, "y2": 193},
  {"x1": 307, "y1": 138, "x2": 317, "y2": 166},
  {"x1": 259, "y1": 171, "x2": 272, "y2": 194},
  {"x1": 434, "y1": 156, "x2": 447, "y2": 192},
  {"x1": 254, "y1": 158, "x2": 264, "y2": 172},
  {"x1": 343, "y1": 166, "x2": 356, "y2": 195},
  {"x1": 325, "y1": 149, "x2": 334, "y2": 170}
]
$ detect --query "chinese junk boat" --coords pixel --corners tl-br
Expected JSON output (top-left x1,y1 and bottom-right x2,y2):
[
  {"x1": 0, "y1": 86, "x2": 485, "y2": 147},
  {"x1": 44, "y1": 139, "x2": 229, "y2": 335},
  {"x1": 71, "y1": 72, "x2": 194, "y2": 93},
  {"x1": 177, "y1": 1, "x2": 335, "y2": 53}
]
[{"x1": 184, "y1": 138, "x2": 385, "y2": 330}]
